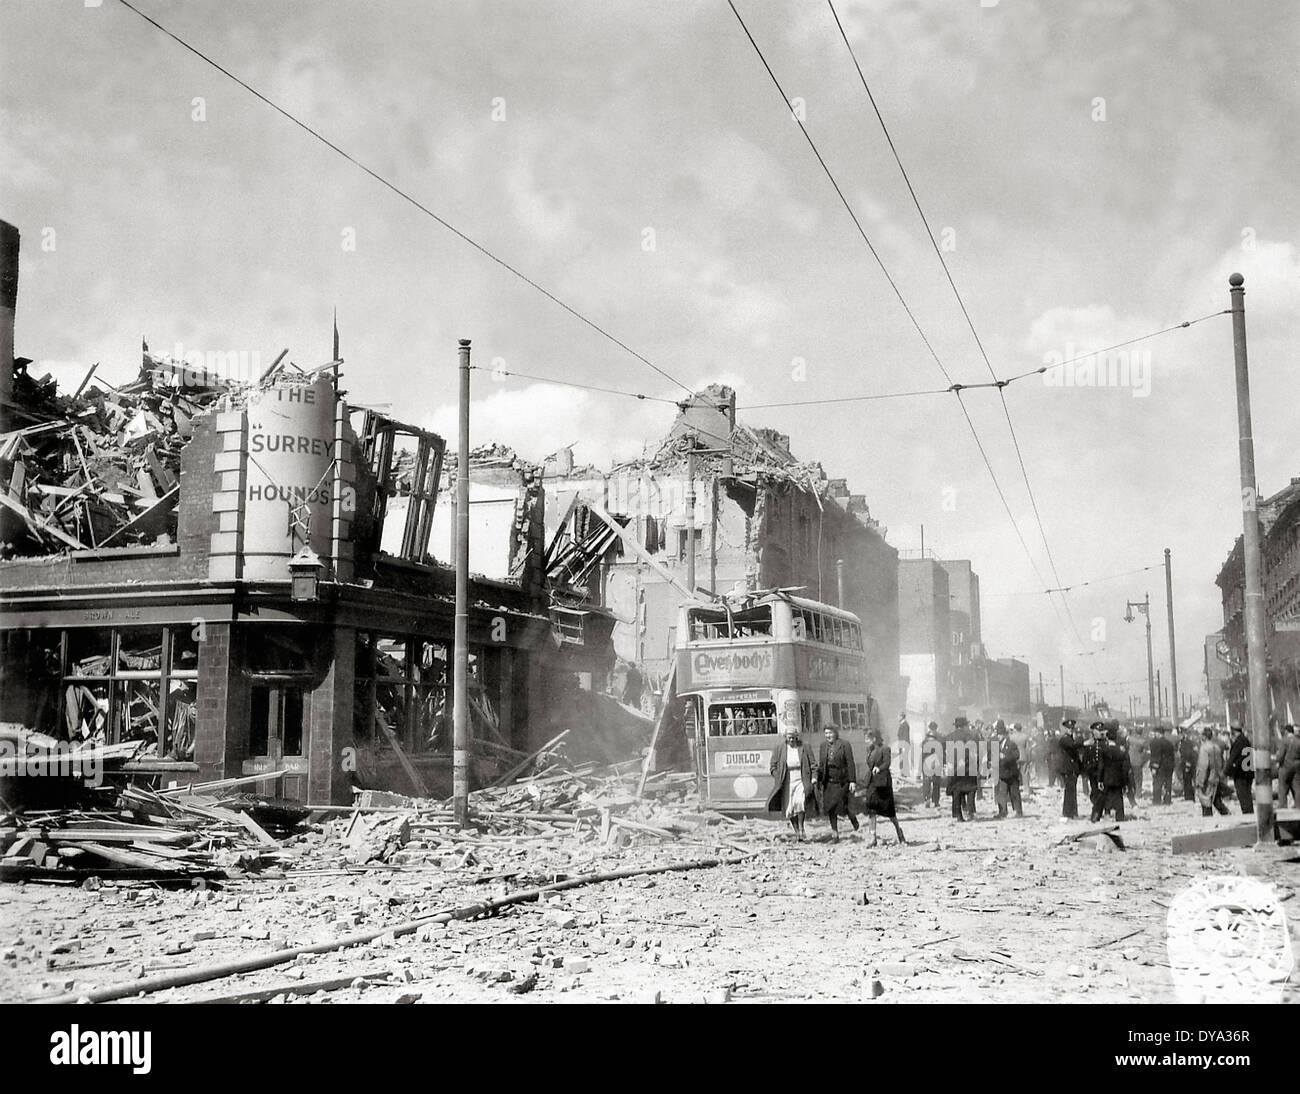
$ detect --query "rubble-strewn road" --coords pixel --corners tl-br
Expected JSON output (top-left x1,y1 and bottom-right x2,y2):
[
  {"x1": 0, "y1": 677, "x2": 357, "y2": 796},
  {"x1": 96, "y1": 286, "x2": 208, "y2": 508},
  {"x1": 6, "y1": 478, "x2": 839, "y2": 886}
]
[{"x1": 3, "y1": 784, "x2": 1296, "y2": 1005}]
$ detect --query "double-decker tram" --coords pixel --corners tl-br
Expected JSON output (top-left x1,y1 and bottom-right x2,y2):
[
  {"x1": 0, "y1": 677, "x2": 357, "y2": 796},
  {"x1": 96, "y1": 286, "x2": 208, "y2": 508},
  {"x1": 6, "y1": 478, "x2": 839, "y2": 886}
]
[{"x1": 675, "y1": 592, "x2": 876, "y2": 812}]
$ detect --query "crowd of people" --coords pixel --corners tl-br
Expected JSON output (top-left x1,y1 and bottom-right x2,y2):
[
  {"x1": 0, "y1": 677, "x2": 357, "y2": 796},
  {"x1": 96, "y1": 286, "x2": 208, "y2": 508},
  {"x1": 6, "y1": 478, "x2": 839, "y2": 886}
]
[{"x1": 762, "y1": 711, "x2": 1300, "y2": 843}]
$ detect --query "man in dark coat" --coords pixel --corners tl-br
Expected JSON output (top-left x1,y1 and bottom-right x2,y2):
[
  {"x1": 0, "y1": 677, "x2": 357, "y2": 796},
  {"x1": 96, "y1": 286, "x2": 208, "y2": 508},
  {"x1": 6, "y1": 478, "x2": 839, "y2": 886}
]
[
  {"x1": 994, "y1": 722, "x2": 1024, "y2": 818},
  {"x1": 817, "y1": 724, "x2": 860, "y2": 840},
  {"x1": 1089, "y1": 725, "x2": 1131, "y2": 822},
  {"x1": 1226, "y1": 724, "x2": 1254, "y2": 815},
  {"x1": 1058, "y1": 719, "x2": 1081, "y2": 818},
  {"x1": 1080, "y1": 721, "x2": 1104, "y2": 813},
  {"x1": 920, "y1": 720, "x2": 942, "y2": 807},
  {"x1": 897, "y1": 711, "x2": 912, "y2": 778},
  {"x1": 947, "y1": 716, "x2": 979, "y2": 822},
  {"x1": 1277, "y1": 724, "x2": 1300, "y2": 809},
  {"x1": 1178, "y1": 728, "x2": 1199, "y2": 801},
  {"x1": 1148, "y1": 725, "x2": 1176, "y2": 805}
]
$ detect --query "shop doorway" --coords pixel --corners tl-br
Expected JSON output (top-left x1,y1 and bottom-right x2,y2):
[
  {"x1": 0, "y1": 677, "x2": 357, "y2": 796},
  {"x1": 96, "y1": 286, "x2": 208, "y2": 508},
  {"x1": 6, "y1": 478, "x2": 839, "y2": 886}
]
[{"x1": 242, "y1": 683, "x2": 309, "y2": 801}]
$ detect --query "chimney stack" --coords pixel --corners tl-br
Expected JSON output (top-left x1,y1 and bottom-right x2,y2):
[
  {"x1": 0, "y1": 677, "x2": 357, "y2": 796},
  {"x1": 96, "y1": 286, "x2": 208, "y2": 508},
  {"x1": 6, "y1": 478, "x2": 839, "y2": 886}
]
[{"x1": 0, "y1": 220, "x2": 17, "y2": 431}]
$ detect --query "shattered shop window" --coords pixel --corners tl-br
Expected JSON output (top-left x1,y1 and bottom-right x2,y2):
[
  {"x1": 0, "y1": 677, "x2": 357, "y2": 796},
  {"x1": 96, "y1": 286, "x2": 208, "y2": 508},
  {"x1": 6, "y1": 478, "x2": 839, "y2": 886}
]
[
  {"x1": 165, "y1": 679, "x2": 197, "y2": 760},
  {"x1": 117, "y1": 628, "x2": 164, "y2": 673},
  {"x1": 67, "y1": 628, "x2": 113, "y2": 679},
  {"x1": 113, "y1": 678, "x2": 162, "y2": 748}
]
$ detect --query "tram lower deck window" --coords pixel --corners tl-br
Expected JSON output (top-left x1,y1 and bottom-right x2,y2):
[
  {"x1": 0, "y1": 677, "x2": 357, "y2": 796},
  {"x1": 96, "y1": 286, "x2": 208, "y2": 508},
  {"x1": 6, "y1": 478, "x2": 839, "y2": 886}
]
[{"x1": 708, "y1": 702, "x2": 777, "y2": 736}]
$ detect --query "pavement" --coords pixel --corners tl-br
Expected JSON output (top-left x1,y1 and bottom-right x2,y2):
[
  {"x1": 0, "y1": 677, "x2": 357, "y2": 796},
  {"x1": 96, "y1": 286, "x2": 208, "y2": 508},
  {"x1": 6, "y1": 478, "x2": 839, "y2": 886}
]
[{"x1": 2, "y1": 780, "x2": 1296, "y2": 1004}]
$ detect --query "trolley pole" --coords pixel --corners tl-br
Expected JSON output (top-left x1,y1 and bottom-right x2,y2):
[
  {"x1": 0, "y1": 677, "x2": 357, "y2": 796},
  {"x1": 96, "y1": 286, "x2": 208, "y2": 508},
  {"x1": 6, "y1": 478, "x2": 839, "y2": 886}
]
[
  {"x1": 836, "y1": 559, "x2": 845, "y2": 609},
  {"x1": 1229, "y1": 273, "x2": 1274, "y2": 844},
  {"x1": 1164, "y1": 548, "x2": 1179, "y2": 722},
  {"x1": 453, "y1": 339, "x2": 471, "y2": 827}
]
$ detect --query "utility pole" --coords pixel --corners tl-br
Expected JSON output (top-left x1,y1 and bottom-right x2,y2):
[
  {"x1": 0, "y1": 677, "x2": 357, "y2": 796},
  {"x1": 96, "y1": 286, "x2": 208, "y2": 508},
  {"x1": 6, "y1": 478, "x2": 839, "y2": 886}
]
[
  {"x1": 1164, "y1": 547, "x2": 1179, "y2": 722},
  {"x1": 685, "y1": 447, "x2": 697, "y2": 597},
  {"x1": 452, "y1": 339, "x2": 471, "y2": 827},
  {"x1": 1059, "y1": 664, "x2": 1064, "y2": 708},
  {"x1": 1156, "y1": 668, "x2": 1163, "y2": 721},
  {"x1": 1229, "y1": 272, "x2": 1273, "y2": 843},
  {"x1": 836, "y1": 559, "x2": 845, "y2": 609}
]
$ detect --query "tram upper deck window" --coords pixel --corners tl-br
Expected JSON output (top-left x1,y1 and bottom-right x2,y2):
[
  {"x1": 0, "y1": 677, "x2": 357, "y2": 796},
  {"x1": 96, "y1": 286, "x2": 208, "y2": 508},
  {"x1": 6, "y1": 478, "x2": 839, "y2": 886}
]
[{"x1": 688, "y1": 606, "x2": 772, "y2": 641}]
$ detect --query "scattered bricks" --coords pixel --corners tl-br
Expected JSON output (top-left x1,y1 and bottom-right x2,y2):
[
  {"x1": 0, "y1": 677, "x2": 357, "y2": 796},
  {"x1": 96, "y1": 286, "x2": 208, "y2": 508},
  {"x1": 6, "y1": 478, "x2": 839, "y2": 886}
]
[
  {"x1": 868, "y1": 979, "x2": 885, "y2": 998},
  {"x1": 635, "y1": 989, "x2": 663, "y2": 1005},
  {"x1": 191, "y1": 930, "x2": 217, "y2": 942},
  {"x1": 704, "y1": 987, "x2": 731, "y2": 1004},
  {"x1": 351, "y1": 978, "x2": 370, "y2": 992},
  {"x1": 394, "y1": 992, "x2": 422, "y2": 1005},
  {"x1": 48, "y1": 939, "x2": 80, "y2": 956},
  {"x1": 563, "y1": 957, "x2": 591, "y2": 974},
  {"x1": 508, "y1": 972, "x2": 539, "y2": 995},
  {"x1": 544, "y1": 910, "x2": 577, "y2": 929}
]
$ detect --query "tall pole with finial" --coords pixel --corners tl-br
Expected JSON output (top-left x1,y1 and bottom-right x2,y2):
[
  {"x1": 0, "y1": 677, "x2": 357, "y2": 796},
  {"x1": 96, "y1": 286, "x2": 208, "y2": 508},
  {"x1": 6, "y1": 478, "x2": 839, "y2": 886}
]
[
  {"x1": 1229, "y1": 273, "x2": 1274, "y2": 843},
  {"x1": 453, "y1": 339, "x2": 472, "y2": 826}
]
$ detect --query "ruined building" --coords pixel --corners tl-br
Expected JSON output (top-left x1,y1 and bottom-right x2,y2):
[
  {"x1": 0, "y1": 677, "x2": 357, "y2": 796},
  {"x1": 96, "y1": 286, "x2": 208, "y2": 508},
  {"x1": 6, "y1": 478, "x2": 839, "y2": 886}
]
[
  {"x1": 0, "y1": 219, "x2": 589, "y2": 805},
  {"x1": 542, "y1": 385, "x2": 904, "y2": 725}
]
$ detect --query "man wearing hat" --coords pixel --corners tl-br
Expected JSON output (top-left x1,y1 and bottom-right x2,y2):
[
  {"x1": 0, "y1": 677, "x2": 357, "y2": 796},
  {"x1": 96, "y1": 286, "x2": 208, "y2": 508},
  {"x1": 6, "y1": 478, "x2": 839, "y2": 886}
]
[
  {"x1": 1079, "y1": 721, "x2": 1104, "y2": 813},
  {"x1": 1276, "y1": 724, "x2": 1300, "y2": 809},
  {"x1": 1058, "y1": 718, "x2": 1081, "y2": 818},
  {"x1": 1178, "y1": 727, "x2": 1199, "y2": 802},
  {"x1": 1089, "y1": 723, "x2": 1131, "y2": 822},
  {"x1": 994, "y1": 721, "x2": 1024, "y2": 819},
  {"x1": 947, "y1": 715, "x2": 979, "y2": 822},
  {"x1": 1148, "y1": 725, "x2": 1177, "y2": 806}
]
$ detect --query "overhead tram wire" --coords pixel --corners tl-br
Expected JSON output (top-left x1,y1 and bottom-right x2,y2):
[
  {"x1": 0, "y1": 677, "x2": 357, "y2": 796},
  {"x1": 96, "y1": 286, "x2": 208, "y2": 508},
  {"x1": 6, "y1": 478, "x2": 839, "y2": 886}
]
[
  {"x1": 725, "y1": 0, "x2": 1069, "y2": 634},
  {"x1": 113, "y1": 0, "x2": 694, "y2": 398},
  {"x1": 826, "y1": 0, "x2": 1082, "y2": 642},
  {"x1": 468, "y1": 366, "x2": 680, "y2": 404},
  {"x1": 983, "y1": 564, "x2": 1161, "y2": 598}
]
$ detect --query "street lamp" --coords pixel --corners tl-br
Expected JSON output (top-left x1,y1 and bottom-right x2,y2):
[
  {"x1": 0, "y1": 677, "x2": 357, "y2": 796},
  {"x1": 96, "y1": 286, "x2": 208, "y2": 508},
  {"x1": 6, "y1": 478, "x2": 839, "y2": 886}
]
[
  {"x1": 1124, "y1": 593, "x2": 1156, "y2": 721},
  {"x1": 289, "y1": 547, "x2": 325, "y2": 602}
]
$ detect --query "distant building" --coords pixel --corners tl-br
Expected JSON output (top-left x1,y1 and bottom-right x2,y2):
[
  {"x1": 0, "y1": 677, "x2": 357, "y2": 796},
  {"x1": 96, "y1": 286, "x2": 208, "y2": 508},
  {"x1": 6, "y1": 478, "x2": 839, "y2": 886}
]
[
  {"x1": 897, "y1": 555, "x2": 954, "y2": 724},
  {"x1": 1214, "y1": 477, "x2": 1300, "y2": 728}
]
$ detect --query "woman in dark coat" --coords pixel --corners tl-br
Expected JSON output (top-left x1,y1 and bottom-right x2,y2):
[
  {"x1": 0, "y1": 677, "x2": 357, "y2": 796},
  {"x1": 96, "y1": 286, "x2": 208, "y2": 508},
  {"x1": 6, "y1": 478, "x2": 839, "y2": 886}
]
[
  {"x1": 768, "y1": 729, "x2": 817, "y2": 840},
  {"x1": 862, "y1": 730, "x2": 906, "y2": 847}
]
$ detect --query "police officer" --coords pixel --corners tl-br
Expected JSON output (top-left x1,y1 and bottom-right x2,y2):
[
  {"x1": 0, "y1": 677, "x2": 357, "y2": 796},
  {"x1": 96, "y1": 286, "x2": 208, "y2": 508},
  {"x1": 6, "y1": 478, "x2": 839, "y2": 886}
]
[
  {"x1": 1058, "y1": 718, "x2": 1081, "y2": 819},
  {"x1": 948, "y1": 715, "x2": 979, "y2": 822},
  {"x1": 1225, "y1": 724, "x2": 1254, "y2": 815},
  {"x1": 995, "y1": 721, "x2": 1024, "y2": 818},
  {"x1": 1090, "y1": 724, "x2": 1131, "y2": 823}
]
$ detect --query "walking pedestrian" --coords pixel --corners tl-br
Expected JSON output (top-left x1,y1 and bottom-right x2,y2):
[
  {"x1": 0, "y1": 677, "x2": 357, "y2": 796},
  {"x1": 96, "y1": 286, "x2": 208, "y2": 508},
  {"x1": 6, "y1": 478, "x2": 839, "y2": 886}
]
[
  {"x1": 1148, "y1": 725, "x2": 1176, "y2": 805},
  {"x1": 768, "y1": 729, "x2": 816, "y2": 840},
  {"x1": 1010, "y1": 722, "x2": 1031, "y2": 792},
  {"x1": 1058, "y1": 718, "x2": 1081, "y2": 819},
  {"x1": 1226, "y1": 724, "x2": 1254, "y2": 816},
  {"x1": 1127, "y1": 725, "x2": 1149, "y2": 802},
  {"x1": 1089, "y1": 724, "x2": 1131, "y2": 823},
  {"x1": 995, "y1": 722, "x2": 1024, "y2": 819},
  {"x1": 921, "y1": 720, "x2": 942, "y2": 807},
  {"x1": 1178, "y1": 728, "x2": 1198, "y2": 802},
  {"x1": 947, "y1": 716, "x2": 979, "y2": 822},
  {"x1": 1276, "y1": 724, "x2": 1300, "y2": 809},
  {"x1": 862, "y1": 729, "x2": 906, "y2": 846},
  {"x1": 817, "y1": 723, "x2": 860, "y2": 841},
  {"x1": 1195, "y1": 727, "x2": 1230, "y2": 817}
]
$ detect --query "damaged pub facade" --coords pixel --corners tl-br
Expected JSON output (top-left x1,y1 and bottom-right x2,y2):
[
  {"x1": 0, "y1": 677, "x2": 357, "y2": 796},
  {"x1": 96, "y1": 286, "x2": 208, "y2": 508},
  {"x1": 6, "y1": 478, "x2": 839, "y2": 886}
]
[{"x1": 0, "y1": 220, "x2": 576, "y2": 805}]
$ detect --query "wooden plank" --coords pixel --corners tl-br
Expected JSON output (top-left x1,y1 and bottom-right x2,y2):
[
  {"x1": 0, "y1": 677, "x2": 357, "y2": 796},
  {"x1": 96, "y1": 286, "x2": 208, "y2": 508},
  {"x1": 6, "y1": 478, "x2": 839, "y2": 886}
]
[
  {"x1": 489, "y1": 730, "x2": 570, "y2": 788},
  {"x1": 638, "y1": 661, "x2": 676, "y2": 799},
  {"x1": 65, "y1": 841, "x2": 184, "y2": 871},
  {"x1": 586, "y1": 500, "x2": 698, "y2": 601},
  {"x1": 231, "y1": 810, "x2": 279, "y2": 848},
  {"x1": 380, "y1": 722, "x2": 430, "y2": 798},
  {"x1": 1171, "y1": 824, "x2": 1258, "y2": 855},
  {"x1": 97, "y1": 486, "x2": 178, "y2": 547},
  {"x1": 0, "y1": 491, "x2": 88, "y2": 550}
]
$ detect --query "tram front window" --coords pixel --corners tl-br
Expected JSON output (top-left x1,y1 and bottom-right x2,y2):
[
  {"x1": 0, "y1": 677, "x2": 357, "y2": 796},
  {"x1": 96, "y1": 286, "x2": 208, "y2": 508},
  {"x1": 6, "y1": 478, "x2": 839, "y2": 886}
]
[{"x1": 707, "y1": 702, "x2": 778, "y2": 737}]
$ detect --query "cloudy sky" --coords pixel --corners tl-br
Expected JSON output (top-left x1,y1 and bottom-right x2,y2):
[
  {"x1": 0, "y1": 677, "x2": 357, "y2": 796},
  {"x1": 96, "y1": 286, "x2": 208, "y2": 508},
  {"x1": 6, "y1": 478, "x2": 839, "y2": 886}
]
[{"x1": 4, "y1": 0, "x2": 1298, "y2": 712}]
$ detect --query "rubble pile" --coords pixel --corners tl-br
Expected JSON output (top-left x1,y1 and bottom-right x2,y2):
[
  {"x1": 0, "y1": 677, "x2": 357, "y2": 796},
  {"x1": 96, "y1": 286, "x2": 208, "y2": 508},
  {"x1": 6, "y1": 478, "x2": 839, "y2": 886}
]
[
  {"x1": 0, "y1": 346, "x2": 234, "y2": 556},
  {"x1": 0, "y1": 782, "x2": 305, "y2": 882}
]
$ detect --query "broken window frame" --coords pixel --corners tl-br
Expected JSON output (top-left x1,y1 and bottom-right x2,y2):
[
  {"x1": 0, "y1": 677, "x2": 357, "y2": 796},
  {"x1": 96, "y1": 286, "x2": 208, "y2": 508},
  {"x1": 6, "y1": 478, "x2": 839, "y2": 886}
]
[
  {"x1": 358, "y1": 411, "x2": 445, "y2": 564},
  {"x1": 54, "y1": 624, "x2": 194, "y2": 757},
  {"x1": 353, "y1": 631, "x2": 451, "y2": 755}
]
